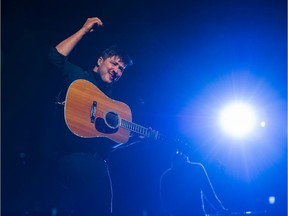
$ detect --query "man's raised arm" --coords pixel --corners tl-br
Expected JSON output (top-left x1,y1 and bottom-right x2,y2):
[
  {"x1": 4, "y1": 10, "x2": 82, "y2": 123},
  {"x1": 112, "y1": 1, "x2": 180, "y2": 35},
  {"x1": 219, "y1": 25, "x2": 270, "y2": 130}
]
[{"x1": 56, "y1": 17, "x2": 103, "y2": 56}]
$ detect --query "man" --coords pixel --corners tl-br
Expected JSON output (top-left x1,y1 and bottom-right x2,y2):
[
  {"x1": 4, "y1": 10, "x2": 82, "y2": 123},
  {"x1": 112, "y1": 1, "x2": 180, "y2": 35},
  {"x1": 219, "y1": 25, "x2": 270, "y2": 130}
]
[
  {"x1": 46, "y1": 17, "x2": 133, "y2": 216},
  {"x1": 160, "y1": 150, "x2": 228, "y2": 216}
]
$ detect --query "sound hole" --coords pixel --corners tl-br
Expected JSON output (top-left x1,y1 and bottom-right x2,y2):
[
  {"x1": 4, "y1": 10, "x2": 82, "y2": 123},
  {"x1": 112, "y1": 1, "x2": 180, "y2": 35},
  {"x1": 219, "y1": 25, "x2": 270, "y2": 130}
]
[{"x1": 105, "y1": 112, "x2": 119, "y2": 129}]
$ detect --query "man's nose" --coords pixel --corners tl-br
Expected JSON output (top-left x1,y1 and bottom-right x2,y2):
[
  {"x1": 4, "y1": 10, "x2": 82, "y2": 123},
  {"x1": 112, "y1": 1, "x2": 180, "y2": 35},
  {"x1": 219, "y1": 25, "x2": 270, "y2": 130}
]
[{"x1": 113, "y1": 68, "x2": 121, "y2": 75}]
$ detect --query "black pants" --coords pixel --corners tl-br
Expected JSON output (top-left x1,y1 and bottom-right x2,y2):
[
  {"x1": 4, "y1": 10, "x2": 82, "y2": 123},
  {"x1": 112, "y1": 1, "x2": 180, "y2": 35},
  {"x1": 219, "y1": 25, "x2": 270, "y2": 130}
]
[{"x1": 54, "y1": 152, "x2": 113, "y2": 216}]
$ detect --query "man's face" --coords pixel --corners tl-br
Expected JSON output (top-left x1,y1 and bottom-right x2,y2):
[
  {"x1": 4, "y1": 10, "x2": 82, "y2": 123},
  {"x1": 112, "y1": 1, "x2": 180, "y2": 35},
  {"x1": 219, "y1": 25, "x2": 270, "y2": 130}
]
[{"x1": 96, "y1": 55, "x2": 126, "y2": 85}]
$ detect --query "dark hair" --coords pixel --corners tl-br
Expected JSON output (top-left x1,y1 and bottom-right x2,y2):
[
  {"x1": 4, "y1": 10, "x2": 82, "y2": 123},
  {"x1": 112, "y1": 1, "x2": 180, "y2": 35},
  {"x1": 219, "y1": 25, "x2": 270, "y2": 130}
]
[{"x1": 101, "y1": 45, "x2": 133, "y2": 68}]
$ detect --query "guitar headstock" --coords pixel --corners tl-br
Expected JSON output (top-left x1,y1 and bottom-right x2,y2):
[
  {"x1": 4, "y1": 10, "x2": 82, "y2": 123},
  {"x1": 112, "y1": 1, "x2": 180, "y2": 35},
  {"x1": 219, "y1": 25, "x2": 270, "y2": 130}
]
[{"x1": 146, "y1": 127, "x2": 161, "y2": 140}]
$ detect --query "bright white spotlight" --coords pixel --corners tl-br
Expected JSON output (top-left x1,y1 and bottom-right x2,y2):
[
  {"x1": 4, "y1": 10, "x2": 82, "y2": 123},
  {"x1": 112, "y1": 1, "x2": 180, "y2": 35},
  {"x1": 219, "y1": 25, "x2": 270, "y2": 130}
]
[
  {"x1": 260, "y1": 121, "x2": 266, "y2": 127},
  {"x1": 219, "y1": 102, "x2": 257, "y2": 138}
]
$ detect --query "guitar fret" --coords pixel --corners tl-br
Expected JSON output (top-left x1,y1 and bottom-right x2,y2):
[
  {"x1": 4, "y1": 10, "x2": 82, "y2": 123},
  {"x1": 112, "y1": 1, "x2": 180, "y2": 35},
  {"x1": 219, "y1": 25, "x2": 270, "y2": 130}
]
[{"x1": 121, "y1": 119, "x2": 148, "y2": 136}]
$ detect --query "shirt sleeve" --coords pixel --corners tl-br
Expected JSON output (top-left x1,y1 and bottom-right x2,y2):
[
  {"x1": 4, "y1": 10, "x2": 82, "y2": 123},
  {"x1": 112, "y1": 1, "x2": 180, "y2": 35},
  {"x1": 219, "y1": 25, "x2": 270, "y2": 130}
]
[
  {"x1": 48, "y1": 47, "x2": 89, "y2": 85},
  {"x1": 48, "y1": 47, "x2": 68, "y2": 69}
]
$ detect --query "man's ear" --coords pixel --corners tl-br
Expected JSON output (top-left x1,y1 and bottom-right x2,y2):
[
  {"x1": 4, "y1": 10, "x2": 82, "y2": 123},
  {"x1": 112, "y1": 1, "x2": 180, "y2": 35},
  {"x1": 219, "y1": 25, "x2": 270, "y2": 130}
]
[{"x1": 97, "y1": 57, "x2": 104, "y2": 66}]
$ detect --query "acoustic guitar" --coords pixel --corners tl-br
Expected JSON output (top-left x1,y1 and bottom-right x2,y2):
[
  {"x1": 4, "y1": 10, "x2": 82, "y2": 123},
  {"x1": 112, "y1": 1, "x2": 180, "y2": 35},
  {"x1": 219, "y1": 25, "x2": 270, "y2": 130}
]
[{"x1": 64, "y1": 79, "x2": 161, "y2": 146}]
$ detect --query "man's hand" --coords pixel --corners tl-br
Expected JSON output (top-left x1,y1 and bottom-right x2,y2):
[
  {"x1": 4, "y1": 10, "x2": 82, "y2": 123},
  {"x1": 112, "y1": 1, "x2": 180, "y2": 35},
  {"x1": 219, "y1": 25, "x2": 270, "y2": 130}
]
[
  {"x1": 81, "y1": 17, "x2": 104, "y2": 33},
  {"x1": 55, "y1": 16, "x2": 104, "y2": 56}
]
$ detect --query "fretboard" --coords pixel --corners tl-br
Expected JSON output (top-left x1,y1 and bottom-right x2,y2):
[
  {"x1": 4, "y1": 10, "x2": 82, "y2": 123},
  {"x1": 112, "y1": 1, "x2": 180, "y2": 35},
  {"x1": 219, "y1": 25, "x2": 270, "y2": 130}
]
[
  {"x1": 120, "y1": 118, "x2": 174, "y2": 142},
  {"x1": 120, "y1": 119, "x2": 151, "y2": 137}
]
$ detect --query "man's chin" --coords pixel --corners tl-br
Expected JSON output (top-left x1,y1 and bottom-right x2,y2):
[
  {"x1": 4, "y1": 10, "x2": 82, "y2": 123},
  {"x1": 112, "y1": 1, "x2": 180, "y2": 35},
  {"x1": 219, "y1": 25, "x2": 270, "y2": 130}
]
[{"x1": 103, "y1": 79, "x2": 114, "y2": 86}]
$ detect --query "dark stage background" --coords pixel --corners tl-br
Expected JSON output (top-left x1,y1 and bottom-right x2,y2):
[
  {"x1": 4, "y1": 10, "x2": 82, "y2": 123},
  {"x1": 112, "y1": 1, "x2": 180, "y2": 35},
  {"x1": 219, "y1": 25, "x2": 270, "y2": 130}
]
[{"x1": 2, "y1": 0, "x2": 287, "y2": 215}]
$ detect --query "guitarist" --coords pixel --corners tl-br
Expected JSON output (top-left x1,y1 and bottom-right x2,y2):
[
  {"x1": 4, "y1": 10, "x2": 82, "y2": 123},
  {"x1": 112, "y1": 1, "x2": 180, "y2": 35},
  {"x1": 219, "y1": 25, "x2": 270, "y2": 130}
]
[
  {"x1": 160, "y1": 151, "x2": 228, "y2": 216},
  {"x1": 46, "y1": 17, "x2": 133, "y2": 216}
]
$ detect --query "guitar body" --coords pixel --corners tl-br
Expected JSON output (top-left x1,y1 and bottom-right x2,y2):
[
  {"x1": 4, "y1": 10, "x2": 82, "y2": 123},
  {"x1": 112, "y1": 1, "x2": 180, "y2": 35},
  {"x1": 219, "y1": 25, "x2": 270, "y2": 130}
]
[{"x1": 64, "y1": 79, "x2": 132, "y2": 144}]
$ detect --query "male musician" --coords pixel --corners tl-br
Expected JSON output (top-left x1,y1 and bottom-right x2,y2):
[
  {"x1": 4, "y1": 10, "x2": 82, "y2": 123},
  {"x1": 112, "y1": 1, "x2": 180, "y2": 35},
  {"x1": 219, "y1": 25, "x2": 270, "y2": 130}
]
[{"x1": 47, "y1": 17, "x2": 133, "y2": 216}]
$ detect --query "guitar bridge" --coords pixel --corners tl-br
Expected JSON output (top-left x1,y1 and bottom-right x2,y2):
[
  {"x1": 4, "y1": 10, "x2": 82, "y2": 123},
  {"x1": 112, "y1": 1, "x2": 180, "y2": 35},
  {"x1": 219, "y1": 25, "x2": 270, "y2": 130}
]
[{"x1": 90, "y1": 101, "x2": 97, "y2": 123}]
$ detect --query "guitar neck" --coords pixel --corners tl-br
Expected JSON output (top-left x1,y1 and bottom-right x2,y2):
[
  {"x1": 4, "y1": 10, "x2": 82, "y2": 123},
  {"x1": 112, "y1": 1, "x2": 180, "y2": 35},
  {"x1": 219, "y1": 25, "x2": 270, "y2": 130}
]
[
  {"x1": 120, "y1": 118, "x2": 161, "y2": 140},
  {"x1": 120, "y1": 118, "x2": 176, "y2": 145}
]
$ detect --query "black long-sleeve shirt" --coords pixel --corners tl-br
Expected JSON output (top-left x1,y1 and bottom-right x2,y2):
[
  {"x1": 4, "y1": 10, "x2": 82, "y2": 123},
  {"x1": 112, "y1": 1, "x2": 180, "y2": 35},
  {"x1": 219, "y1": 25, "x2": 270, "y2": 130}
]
[
  {"x1": 48, "y1": 47, "x2": 113, "y2": 101},
  {"x1": 47, "y1": 47, "x2": 115, "y2": 159}
]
